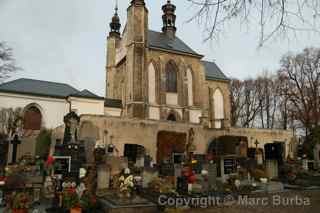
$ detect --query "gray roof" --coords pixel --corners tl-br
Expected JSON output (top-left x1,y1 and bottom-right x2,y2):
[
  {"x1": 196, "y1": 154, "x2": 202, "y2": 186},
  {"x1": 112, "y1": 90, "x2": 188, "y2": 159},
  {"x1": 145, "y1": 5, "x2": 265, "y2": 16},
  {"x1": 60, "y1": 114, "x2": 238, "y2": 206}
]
[
  {"x1": 70, "y1": 89, "x2": 104, "y2": 100},
  {"x1": 0, "y1": 78, "x2": 102, "y2": 99},
  {"x1": 202, "y1": 61, "x2": 229, "y2": 81},
  {"x1": 105, "y1": 98, "x2": 122, "y2": 108},
  {"x1": 148, "y1": 30, "x2": 202, "y2": 57}
]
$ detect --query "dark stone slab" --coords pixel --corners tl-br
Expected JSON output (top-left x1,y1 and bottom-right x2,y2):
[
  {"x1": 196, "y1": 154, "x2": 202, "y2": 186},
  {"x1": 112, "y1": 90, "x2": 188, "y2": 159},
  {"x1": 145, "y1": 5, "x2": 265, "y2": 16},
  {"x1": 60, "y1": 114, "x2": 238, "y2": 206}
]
[{"x1": 100, "y1": 195, "x2": 158, "y2": 213}]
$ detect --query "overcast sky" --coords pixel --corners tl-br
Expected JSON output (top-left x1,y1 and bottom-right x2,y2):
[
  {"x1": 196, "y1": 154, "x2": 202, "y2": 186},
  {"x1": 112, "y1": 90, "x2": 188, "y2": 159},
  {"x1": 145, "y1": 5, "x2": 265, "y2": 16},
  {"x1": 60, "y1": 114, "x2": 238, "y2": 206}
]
[{"x1": 0, "y1": 0, "x2": 319, "y2": 96}]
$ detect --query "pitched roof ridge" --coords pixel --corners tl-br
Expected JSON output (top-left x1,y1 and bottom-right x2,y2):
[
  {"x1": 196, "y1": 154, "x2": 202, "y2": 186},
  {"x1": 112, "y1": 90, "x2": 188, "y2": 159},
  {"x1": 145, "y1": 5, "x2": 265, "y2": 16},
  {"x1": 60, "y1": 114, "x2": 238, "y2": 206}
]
[{"x1": 0, "y1": 78, "x2": 79, "y2": 91}]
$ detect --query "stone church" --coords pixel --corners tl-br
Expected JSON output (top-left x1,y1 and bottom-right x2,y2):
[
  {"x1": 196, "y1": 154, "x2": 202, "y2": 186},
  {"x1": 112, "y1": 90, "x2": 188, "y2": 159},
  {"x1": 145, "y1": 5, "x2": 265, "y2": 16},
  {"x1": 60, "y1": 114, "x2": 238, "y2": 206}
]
[
  {"x1": 77, "y1": 0, "x2": 295, "y2": 164},
  {"x1": 0, "y1": 0, "x2": 295, "y2": 166}
]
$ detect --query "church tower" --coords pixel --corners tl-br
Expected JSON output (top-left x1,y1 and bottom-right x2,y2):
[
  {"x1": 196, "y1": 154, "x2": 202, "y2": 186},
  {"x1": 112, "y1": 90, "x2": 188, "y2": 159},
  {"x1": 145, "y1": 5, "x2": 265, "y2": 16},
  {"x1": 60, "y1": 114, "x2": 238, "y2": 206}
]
[
  {"x1": 106, "y1": 3, "x2": 121, "y2": 98},
  {"x1": 162, "y1": 0, "x2": 177, "y2": 38},
  {"x1": 125, "y1": 0, "x2": 149, "y2": 118}
]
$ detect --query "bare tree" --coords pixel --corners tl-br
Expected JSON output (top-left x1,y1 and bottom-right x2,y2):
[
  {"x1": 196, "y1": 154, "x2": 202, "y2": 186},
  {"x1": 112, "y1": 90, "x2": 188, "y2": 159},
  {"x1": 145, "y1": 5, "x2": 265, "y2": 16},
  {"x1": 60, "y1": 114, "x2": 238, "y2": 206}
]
[
  {"x1": 0, "y1": 108, "x2": 23, "y2": 140},
  {"x1": 187, "y1": 0, "x2": 320, "y2": 46},
  {"x1": 0, "y1": 42, "x2": 19, "y2": 82},
  {"x1": 256, "y1": 72, "x2": 279, "y2": 129},
  {"x1": 278, "y1": 47, "x2": 320, "y2": 135},
  {"x1": 230, "y1": 78, "x2": 245, "y2": 126}
]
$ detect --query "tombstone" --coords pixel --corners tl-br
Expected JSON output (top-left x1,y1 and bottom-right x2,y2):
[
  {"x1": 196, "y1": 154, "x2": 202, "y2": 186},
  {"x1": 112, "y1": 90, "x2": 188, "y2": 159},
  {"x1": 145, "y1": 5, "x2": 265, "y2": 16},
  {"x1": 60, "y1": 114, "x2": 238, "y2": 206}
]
[
  {"x1": 0, "y1": 140, "x2": 8, "y2": 167},
  {"x1": 256, "y1": 149, "x2": 264, "y2": 165},
  {"x1": 105, "y1": 156, "x2": 128, "y2": 177},
  {"x1": 142, "y1": 169, "x2": 158, "y2": 188},
  {"x1": 314, "y1": 144, "x2": 320, "y2": 169},
  {"x1": 174, "y1": 164, "x2": 182, "y2": 178},
  {"x1": 83, "y1": 139, "x2": 95, "y2": 164},
  {"x1": 97, "y1": 165, "x2": 111, "y2": 194},
  {"x1": 302, "y1": 159, "x2": 309, "y2": 171},
  {"x1": 0, "y1": 189, "x2": 3, "y2": 206},
  {"x1": 159, "y1": 162, "x2": 174, "y2": 176},
  {"x1": 266, "y1": 181, "x2": 284, "y2": 193},
  {"x1": 135, "y1": 157, "x2": 144, "y2": 168},
  {"x1": 177, "y1": 176, "x2": 188, "y2": 194},
  {"x1": 265, "y1": 160, "x2": 278, "y2": 179},
  {"x1": 208, "y1": 163, "x2": 217, "y2": 190}
]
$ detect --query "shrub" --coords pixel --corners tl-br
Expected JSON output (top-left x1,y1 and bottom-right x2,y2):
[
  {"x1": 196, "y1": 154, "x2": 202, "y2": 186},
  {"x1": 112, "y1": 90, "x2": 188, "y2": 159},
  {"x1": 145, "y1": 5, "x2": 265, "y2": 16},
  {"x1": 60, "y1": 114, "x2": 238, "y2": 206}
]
[{"x1": 35, "y1": 129, "x2": 52, "y2": 159}]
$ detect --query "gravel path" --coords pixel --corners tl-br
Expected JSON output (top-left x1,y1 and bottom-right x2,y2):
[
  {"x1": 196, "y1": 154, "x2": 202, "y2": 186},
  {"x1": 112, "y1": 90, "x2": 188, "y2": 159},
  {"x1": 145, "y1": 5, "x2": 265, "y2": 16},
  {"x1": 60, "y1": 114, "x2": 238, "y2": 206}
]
[{"x1": 186, "y1": 190, "x2": 320, "y2": 213}]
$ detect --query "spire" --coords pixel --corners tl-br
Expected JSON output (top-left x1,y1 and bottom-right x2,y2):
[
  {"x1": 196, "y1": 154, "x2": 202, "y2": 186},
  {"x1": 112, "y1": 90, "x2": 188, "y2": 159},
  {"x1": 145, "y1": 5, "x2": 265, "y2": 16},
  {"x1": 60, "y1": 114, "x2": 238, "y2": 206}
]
[
  {"x1": 162, "y1": 0, "x2": 176, "y2": 38},
  {"x1": 109, "y1": 0, "x2": 121, "y2": 36}
]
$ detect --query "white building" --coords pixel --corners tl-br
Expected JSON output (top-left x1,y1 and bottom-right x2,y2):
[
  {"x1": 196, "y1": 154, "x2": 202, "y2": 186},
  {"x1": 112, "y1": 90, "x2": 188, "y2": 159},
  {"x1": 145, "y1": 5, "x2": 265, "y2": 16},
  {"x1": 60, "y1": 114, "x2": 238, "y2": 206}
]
[{"x1": 0, "y1": 78, "x2": 121, "y2": 161}]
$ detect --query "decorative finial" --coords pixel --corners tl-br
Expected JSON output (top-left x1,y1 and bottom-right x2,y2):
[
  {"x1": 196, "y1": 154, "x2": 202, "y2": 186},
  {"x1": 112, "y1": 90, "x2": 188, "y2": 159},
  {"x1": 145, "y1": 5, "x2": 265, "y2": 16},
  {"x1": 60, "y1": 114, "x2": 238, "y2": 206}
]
[
  {"x1": 115, "y1": 0, "x2": 118, "y2": 14},
  {"x1": 109, "y1": 0, "x2": 121, "y2": 36}
]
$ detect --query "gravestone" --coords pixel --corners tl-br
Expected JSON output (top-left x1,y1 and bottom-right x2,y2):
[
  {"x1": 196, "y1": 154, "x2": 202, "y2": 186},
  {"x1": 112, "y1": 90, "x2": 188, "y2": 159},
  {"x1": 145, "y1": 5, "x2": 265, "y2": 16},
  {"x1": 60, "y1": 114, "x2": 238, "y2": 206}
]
[
  {"x1": 142, "y1": 169, "x2": 158, "y2": 188},
  {"x1": 105, "y1": 156, "x2": 128, "y2": 177},
  {"x1": 256, "y1": 149, "x2": 264, "y2": 165},
  {"x1": 83, "y1": 139, "x2": 96, "y2": 164},
  {"x1": 135, "y1": 157, "x2": 144, "y2": 168},
  {"x1": 313, "y1": 144, "x2": 320, "y2": 170},
  {"x1": 177, "y1": 176, "x2": 188, "y2": 194},
  {"x1": 159, "y1": 162, "x2": 174, "y2": 176},
  {"x1": 174, "y1": 164, "x2": 182, "y2": 179},
  {"x1": 302, "y1": 159, "x2": 309, "y2": 171},
  {"x1": 208, "y1": 163, "x2": 217, "y2": 190},
  {"x1": 97, "y1": 165, "x2": 111, "y2": 195},
  {"x1": 266, "y1": 160, "x2": 278, "y2": 179},
  {"x1": 0, "y1": 190, "x2": 3, "y2": 206},
  {"x1": 267, "y1": 181, "x2": 284, "y2": 193}
]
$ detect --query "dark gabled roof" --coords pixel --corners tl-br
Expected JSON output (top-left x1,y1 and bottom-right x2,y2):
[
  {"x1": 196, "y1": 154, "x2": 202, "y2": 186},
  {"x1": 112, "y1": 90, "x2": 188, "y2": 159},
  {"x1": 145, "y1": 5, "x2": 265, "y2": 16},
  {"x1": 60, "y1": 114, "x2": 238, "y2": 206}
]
[
  {"x1": 0, "y1": 78, "x2": 102, "y2": 100},
  {"x1": 202, "y1": 61, "x2": 229, "y2": 81},
  {"x1": 105, "y1": 98, "x2": 122, "y2": 108},
  {"x1": 70, "y1": 89, "x2": 104, "y2": 100},
  {"x1": 148, "y1": 30, "x2": 203, "y2": 57}
]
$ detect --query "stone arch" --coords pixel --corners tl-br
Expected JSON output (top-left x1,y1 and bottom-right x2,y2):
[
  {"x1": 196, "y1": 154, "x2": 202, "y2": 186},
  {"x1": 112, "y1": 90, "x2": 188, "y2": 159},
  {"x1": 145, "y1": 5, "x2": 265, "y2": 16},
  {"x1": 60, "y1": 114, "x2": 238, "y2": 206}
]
[
  {"x1": 213, "y1": 88, "x2": 225, "y2": 128},
  {"x1": 157, "y1": 131, "x2": 187, "y2": 164},
  {"x1": 23, "y1": 103, "x2": 43, "y2": 130},
  {"x1": 167, "y1": 113, "x2": 177, "y2": 121},
  {"x1": 148, "y1": 62, "x2": 157, "y2": 104},
  {"x1": 163, "y1": 109, "x2": 182, "y2": 122}
]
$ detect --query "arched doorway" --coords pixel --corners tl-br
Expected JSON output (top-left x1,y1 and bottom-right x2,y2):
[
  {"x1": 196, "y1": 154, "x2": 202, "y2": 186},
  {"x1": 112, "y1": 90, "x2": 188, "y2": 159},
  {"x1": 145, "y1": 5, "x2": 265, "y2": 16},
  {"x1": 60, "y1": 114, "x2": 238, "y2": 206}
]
[
  {"x1": 157, "y1": 131, "x2": 187, "y2": 164},
  {"x1": 23, "y1": 105, "x2": 42, "y2": 130},
  {"x1": 167, "y1": 113, "x2": 177, "y2": 121}
]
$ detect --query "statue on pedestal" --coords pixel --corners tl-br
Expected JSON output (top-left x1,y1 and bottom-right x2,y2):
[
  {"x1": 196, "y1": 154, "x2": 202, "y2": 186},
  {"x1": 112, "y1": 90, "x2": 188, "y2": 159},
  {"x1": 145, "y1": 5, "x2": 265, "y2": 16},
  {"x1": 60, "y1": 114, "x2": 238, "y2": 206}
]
[{"x1": 63, "y1": 112, "x2": 80, "y2": 145}]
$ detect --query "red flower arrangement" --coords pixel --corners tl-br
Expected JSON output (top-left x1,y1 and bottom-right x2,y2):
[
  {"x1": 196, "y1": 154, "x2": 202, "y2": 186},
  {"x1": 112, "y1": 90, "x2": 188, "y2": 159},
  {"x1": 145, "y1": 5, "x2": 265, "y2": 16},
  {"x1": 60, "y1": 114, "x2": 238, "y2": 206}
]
[{"x1": 12, "y1": 192, "x2": 29, "y2": 213}]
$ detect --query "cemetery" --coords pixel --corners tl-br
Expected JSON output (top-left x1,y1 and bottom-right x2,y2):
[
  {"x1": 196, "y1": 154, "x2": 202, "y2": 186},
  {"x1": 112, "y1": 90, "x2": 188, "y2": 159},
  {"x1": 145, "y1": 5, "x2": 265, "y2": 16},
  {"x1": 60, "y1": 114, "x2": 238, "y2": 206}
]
[
  {"x1": 0, "y1": 111, "x2": 320, "y2": 212},
  {"x1": 0, "y1": 0, "x2": 320, "y2": 212}
]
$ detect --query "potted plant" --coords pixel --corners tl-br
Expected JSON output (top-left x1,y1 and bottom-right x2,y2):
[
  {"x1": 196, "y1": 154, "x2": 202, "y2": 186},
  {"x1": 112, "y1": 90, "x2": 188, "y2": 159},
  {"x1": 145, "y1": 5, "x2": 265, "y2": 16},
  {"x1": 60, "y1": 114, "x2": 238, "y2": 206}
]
[
  {"x1": 12, "y1": 192, "x2": 29, "y2": 213},
  {"x1": 63, "y1": 188, "x2": 81, "y2": 213},
  {"x1": 80, "y1": 191, "x2": 99, "y2": 213}
]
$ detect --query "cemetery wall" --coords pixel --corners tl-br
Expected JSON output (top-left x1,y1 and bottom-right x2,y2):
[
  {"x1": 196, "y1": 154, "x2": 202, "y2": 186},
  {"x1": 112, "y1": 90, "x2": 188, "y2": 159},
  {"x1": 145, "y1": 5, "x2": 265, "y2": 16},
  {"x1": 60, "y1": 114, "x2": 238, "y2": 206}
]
[{"x1": 80, "y1": 115, "x2": 294, "y2": 161}]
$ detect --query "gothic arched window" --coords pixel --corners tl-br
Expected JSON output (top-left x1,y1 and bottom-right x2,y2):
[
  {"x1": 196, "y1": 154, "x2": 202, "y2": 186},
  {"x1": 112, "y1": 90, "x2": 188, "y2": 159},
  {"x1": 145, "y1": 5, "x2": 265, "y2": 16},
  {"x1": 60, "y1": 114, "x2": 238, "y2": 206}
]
[
  {"x1": 166, "y1": 62, "x2": 177, "y2": 93},
  {"x1": 213, "y1": 89, "x2": 225, "y2": 128}
]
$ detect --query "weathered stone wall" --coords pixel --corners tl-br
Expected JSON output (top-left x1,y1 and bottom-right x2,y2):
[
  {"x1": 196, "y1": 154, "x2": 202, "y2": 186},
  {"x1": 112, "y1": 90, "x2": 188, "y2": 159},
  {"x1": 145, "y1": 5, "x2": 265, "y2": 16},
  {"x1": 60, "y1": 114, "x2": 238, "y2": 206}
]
[{"x1": 80, "y1": 115, "x2": 294, "y2": 162}]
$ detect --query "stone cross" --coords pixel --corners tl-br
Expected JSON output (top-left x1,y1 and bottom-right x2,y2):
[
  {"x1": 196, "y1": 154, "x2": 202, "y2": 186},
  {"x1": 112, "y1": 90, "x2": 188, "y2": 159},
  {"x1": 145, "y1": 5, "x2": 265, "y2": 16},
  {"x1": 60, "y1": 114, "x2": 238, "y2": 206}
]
[{"x1": 254, "y1": 140, "x2": 260, "y2": 149}]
